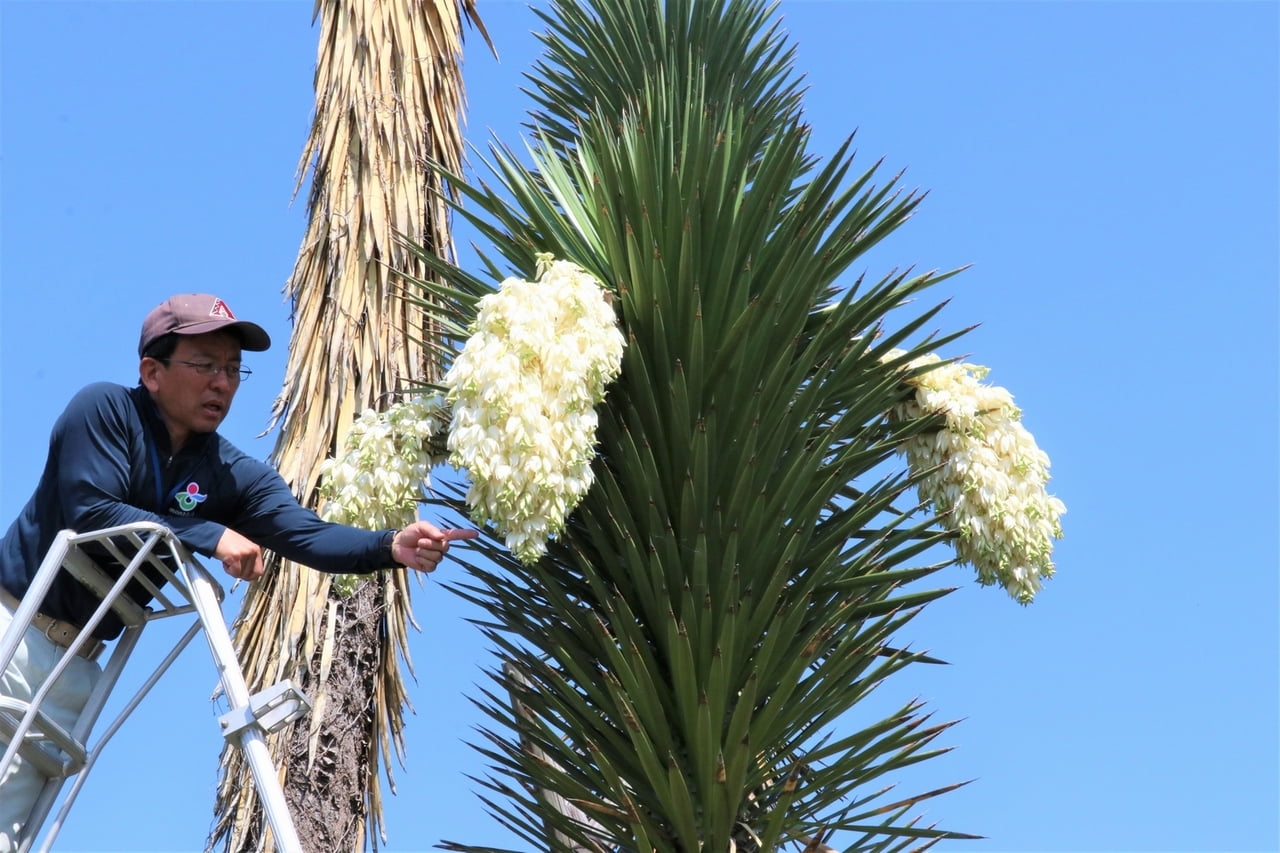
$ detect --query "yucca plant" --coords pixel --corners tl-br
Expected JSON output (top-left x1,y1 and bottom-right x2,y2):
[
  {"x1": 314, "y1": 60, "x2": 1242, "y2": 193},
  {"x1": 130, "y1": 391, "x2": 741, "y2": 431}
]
[{"x1": 395, "y1": 0, "x2": 994, "y2": 850}]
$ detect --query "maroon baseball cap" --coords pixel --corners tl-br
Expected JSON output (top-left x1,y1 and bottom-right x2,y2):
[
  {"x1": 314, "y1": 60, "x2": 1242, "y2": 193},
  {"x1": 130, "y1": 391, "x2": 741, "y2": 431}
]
[{"x1": 138, "y1": 294, "x2": 271, "y2": 356}]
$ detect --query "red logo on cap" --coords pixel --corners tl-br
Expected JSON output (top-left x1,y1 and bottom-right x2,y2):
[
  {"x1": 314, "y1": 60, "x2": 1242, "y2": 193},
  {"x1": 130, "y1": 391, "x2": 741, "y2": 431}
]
[{"x1": 209, "y1": 298, "x2": 237, "y2": 320}]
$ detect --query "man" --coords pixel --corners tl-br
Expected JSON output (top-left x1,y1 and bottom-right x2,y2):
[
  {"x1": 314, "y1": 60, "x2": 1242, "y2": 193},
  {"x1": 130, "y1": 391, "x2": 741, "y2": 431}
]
[{"x1": 0, "y1": 293, "x2": 477, "y2": 849}]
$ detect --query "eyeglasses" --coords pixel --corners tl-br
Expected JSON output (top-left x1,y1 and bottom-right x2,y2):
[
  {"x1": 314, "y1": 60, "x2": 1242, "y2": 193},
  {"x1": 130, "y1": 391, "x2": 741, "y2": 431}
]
[{"x1": 159, "y1": 359, "x2": 252, "y2": 382}]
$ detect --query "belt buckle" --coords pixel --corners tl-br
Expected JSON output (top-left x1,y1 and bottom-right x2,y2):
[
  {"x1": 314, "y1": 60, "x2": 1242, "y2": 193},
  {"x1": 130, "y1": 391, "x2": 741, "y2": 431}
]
[
  {"x1": 43, "y1": 618, "x2": 75, "y2": 648},
  {"x1": 42, "y1": 619, "x2": 100, "y2": 660}
]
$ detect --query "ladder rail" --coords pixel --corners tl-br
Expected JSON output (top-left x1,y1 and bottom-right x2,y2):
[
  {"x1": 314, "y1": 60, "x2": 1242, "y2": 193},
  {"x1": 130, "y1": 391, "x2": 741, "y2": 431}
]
[
  {"x1": 0, "y1": 535, "x2": 129, "y2": 781},
  {"x1": 2, "y1": 530, "x2": 167, "y2": 786},
  {"x1": 181, "y1": 561, "x2": 305, "y2": 853}
]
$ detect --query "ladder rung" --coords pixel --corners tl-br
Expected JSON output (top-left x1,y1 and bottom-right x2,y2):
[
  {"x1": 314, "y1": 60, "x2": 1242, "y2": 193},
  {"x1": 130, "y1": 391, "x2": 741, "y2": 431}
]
[{"x1": 0, "y1": 699, "x2": 86, "y2": 777}]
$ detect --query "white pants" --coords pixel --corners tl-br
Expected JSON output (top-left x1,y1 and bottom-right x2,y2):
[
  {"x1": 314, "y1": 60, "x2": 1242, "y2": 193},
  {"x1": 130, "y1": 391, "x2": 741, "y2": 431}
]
[{"x1": 0, "y1": 600, "x2": 101, "y2": 852}]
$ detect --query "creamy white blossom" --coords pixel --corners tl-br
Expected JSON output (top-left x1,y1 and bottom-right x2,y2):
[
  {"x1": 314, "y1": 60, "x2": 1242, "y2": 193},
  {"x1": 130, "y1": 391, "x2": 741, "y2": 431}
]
[
  {"x1": 319, "y1": 394, "x2": 449, "y2": 529},
  {"x1": 886, "y1": 351, "x2": 1065, "y2": 604},
  {"x1": 445, "y1": 254, "x2": 625, "y2": 563},
  {"x1": 317, "y1": 395, "x2": 450, "y2": 593}
]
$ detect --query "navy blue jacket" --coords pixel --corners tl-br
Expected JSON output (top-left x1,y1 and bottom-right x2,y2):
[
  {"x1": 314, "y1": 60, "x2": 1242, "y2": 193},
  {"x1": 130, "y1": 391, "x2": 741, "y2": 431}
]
[{"x1": 0, "y1": 383, "x2": 395, "y2": 638}]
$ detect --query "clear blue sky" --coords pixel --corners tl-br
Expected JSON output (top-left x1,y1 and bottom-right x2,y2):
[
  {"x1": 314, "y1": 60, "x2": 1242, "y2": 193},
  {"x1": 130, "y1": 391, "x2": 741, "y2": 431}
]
[{"x1": 1, "y1": 1, "x2": 1277, "y2": 851}]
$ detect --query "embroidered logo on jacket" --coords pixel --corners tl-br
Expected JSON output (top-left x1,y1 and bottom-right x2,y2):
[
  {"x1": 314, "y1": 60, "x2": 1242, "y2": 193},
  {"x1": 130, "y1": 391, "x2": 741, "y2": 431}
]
[{"x1": 175, "y1": 482, "x2": 208, "y2": 512}]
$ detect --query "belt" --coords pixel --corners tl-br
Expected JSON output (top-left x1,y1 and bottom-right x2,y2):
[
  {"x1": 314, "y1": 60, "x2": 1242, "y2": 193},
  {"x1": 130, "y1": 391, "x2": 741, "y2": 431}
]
[{"x1": 0, "y1": 586, "x2": 105, "y2": 662}]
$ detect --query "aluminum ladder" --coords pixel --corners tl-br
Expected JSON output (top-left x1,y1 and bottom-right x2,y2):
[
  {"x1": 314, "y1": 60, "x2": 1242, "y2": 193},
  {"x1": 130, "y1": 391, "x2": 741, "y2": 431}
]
[{"x1": 0, "y1": 521, "x2": 310, "y2": 852}]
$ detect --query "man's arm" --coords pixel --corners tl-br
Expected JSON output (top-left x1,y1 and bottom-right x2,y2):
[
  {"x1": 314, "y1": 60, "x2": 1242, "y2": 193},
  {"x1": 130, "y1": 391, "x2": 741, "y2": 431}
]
[{"x1": 224, "y1": 459, "x2": 477, "y2": 577}]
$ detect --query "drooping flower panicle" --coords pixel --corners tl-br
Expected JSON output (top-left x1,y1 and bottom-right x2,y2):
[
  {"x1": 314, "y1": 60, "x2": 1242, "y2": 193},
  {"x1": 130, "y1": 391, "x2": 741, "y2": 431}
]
[
  {"x1": 888, "y1": 351, "x2": 1065, "y2": 604},
  {"x1": 315, "y1": 394, "x2": 448, "y2": 594},
  {"x1": 445, "y1": 254, "x2": 625, "y2": 563},
  {"x1": 318, "y1": 394, "x2": 450, "y2": 530}
]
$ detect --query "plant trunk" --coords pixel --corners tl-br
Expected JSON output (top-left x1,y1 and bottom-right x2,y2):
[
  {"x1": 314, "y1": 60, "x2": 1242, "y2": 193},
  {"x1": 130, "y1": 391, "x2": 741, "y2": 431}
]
[{"x1": 283, "y1": 581, "x2": 383, "y2": 852}]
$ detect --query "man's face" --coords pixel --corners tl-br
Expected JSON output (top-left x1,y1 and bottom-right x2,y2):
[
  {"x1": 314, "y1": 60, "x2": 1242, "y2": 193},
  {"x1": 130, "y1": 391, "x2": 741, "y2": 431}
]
[{"x1": 140, "y1": 331, "x2": 244, "y2": 446}]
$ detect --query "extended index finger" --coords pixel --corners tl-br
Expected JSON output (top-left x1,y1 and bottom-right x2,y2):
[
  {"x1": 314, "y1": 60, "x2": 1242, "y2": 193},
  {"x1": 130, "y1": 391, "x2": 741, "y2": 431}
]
[{"x1": 443, "y1": 528, "x2": 480, "y2": 541}]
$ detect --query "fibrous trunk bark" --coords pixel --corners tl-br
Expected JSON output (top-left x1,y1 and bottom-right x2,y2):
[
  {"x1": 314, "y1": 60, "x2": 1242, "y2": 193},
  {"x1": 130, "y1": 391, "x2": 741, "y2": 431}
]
[{"x1": 282, "y1": 581, "x2": 383, "y2": 852}]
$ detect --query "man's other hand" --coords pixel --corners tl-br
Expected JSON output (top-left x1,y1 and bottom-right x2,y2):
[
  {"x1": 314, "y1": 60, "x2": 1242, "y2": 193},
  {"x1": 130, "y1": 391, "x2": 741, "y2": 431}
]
[{"x1": 214, "y1": 528, "x2": 265, "y2": 581}]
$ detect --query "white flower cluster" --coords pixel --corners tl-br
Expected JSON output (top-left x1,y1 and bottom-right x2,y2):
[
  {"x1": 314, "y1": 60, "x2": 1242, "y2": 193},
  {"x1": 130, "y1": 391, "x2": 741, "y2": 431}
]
[
  {"x1": 888, "y1": 352, "x2": 1066, "y2": 604},
  {"x1": 445, "y1": 254, "x2": 625, "y2": 563},
  {"x1": 318, "y1": 394, "x2": 450, "y2": 531}
]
